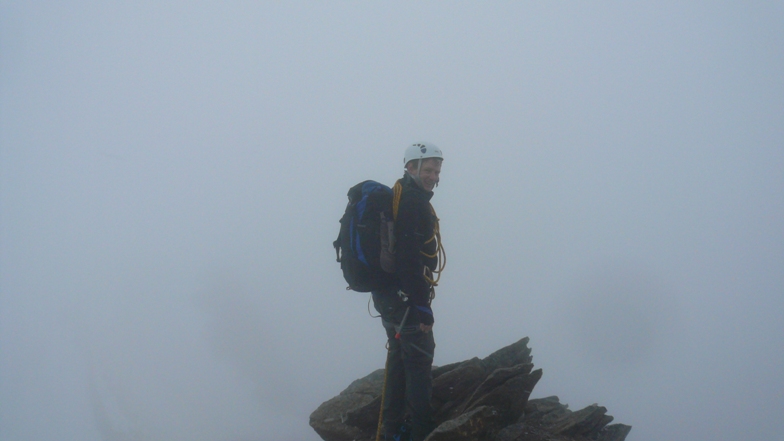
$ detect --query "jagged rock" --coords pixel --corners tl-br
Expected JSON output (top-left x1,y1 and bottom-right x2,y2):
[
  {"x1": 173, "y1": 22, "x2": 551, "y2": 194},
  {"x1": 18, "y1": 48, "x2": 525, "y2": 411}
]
[
  {"x1": 522, "y1": 396, "x2": 568, "y2": 422},
  {"x1": 343, "y1": 395, "x2": 381, "y2": 434},
  {"x1": 481, "y1": 337, "x2": 532, "y2": 373},
  {"x1": 432, "y1": 338, "x2": 535, "y2": 422},
  {"x1": 309, "y1": 338, "x2": 631, "y2": 441},
  {"x1": 432, "y1": 357, "x2": 487, "y2": 421},
  {"x1": 424, "y1": 406, "x2": 500, "y2": 441},
  {"x1": 523, "y1": 397, "x2": 632, "y2": 441},
  {"x1": 543, "y1": 404, "x2": 612, "y2": 437},
  {"x1": 466, "y1": 363, "x2": 534, "y2": 406},
  {"x1": 462, "y1": 367, "x2": 542, "y2": 424},
  {"x1": 309, "y1": 369, "x2": 384, "y2": 441},
  {"x1": 431, "y1": 360, "x2": 464, "y2": 379},
  {"x1": 597, "y1": 424, "x2": 633, "y2": 441},
  {"x1": 494, "y1": 423, "x2": 571, "y2": 441}
]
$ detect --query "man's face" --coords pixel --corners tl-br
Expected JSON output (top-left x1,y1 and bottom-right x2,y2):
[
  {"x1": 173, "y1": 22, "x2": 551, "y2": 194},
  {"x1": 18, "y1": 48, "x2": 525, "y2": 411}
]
[{"x1": 407, "y1": 158, "x2": 442, "y2": 192}]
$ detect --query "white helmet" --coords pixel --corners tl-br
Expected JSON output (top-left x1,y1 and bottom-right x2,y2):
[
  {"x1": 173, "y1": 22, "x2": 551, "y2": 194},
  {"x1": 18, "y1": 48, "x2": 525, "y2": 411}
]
[{"x1": 404, "y1": 142, "x2": 443, "y2": 168}]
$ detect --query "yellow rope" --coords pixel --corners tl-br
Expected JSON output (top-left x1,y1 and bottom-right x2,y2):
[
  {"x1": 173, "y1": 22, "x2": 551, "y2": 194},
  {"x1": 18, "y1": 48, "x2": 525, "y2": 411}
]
[
  {"x1": 392, "y1": 180, "x2": 403, "y2": 221},
  {"x1": 375, "y1": 344, "x2": 391, "y2": 441},
  {"x1": 421, "y1": 204, "x2": 446, "y2": 294}
]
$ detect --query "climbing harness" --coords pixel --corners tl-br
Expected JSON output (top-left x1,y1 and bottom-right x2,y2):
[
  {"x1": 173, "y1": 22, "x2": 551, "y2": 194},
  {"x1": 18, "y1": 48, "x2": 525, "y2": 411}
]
[{"x1": 395, "y1": 306, "x2": 411, "y2": 340}]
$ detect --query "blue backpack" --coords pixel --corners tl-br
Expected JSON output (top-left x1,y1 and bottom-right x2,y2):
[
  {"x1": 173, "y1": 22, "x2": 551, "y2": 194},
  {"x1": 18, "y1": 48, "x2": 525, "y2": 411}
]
[{"x1": 333, "y1": 180, "x2": 398, "y2": 292}]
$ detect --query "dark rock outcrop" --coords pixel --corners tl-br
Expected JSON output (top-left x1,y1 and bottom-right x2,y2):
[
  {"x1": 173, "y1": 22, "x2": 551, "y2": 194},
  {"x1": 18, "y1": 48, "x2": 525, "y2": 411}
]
[
  {"x1": 309, "y1": 338, "x2": 631, "y2": 441},
  {"x1": 426, "y1": 406, "x2": 501, "y2": 441},
  {"x1": 309, "y1": 369, "x2": 385, "y2": 441}
]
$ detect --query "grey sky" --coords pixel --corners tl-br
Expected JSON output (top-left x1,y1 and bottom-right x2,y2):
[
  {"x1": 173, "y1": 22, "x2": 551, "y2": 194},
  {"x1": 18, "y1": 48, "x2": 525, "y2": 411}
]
[{"x1": 1, "y1": 2, "x2": 782, "y2": 441}]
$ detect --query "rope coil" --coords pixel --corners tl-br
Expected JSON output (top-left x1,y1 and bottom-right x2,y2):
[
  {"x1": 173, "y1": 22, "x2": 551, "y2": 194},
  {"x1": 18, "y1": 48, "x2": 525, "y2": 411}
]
[
  {"x1": 421, "y1": 204, "x2": 445, "y2": 298},
  {"x1": 393, "y1": 179, "x2": 446, "y2": 298}
]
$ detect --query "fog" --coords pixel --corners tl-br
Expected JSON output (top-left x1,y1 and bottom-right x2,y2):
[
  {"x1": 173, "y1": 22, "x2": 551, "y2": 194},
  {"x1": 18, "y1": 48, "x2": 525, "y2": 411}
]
[{"x1": 1, "y1": 2, "x2": 782, "y2": 441}]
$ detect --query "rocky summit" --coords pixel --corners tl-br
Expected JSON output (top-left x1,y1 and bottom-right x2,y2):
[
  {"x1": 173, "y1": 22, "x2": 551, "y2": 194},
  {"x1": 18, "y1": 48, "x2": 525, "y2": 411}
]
[{"x1": 309, "y1": 337, "x2": 631, "y2": 441}]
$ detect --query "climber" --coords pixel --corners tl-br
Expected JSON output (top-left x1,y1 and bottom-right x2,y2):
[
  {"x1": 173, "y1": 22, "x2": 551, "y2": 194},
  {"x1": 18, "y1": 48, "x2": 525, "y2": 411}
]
[{"x1": 372, "y1": 142, "x2": 445, "y2": 441}]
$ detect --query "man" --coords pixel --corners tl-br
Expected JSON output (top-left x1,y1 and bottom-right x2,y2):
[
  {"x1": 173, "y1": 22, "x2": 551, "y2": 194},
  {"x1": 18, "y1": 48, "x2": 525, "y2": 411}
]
[{"x1": 372, "y1": 142, "x2": 444, "y2": 441}]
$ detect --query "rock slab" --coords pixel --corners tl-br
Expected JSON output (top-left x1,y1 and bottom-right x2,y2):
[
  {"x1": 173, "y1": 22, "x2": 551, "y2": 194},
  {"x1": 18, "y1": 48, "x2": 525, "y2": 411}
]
[{"x1": 309, "y1": 338, "x2": 631, "y2": 441}]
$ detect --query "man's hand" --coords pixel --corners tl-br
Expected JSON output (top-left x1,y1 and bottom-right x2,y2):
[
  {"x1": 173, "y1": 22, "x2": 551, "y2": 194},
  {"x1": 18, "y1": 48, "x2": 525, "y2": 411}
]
[{"x1": 420, "y1": 323, "x2": 433, "y2": 333}]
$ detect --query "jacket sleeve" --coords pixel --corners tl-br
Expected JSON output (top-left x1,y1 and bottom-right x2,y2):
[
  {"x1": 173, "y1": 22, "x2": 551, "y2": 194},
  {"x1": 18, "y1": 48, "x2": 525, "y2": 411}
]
[{"x1": 395, "y1": 196, "x2": 433, "y2": 316}]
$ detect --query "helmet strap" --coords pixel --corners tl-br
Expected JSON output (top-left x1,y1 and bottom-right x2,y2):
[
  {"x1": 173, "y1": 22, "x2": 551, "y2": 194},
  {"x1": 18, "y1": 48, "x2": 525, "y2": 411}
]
[
  {"x1": 406, "y1": 158, "x2": 430, "y2": 189},
  {"x1": 410, "y1": 158, "x2": 424, "y2": 188}
]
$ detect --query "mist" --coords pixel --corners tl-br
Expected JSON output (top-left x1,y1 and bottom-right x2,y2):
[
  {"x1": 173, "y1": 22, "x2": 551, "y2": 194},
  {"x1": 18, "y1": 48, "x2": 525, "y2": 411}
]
[{"x1": 2, "y1": 2, "x2": 782, "y2": 441}]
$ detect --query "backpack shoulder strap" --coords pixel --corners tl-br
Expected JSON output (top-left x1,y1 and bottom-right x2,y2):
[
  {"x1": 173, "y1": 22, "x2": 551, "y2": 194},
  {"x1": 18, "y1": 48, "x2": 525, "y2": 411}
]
[{"x1": 392, "y1": 180, "x2": 403, "y2": 221}]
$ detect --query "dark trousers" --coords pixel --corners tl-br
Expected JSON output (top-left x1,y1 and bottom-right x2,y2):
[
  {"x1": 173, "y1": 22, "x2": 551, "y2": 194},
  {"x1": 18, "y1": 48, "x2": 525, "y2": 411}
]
[{"x1": 372, "y1": 289, "x2": 436, "y2": 441}]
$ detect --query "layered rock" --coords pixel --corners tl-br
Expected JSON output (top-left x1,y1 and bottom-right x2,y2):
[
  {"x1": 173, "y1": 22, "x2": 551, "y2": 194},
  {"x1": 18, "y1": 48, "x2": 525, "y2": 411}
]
[{"x1": 309, "y1": 337, "x2": 631, "y2": 441}]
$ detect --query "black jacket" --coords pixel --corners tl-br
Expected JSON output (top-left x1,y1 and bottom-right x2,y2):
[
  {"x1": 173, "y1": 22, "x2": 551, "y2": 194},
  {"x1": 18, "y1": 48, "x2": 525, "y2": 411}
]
[{"x1": 395, "y1": 173, "x2": 439, "y2": 325}]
